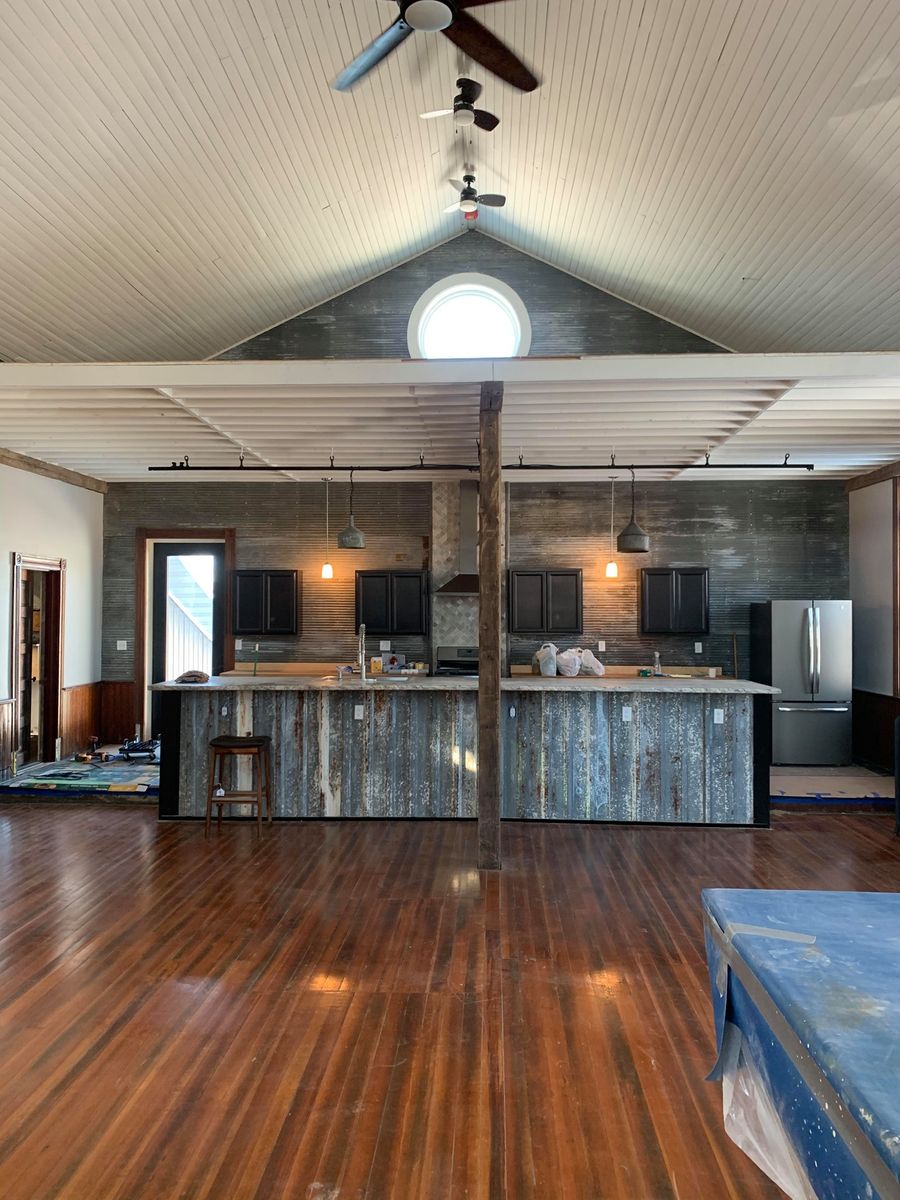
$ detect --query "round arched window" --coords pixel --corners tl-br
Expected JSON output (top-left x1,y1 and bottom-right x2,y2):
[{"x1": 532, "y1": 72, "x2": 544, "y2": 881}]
[{"x1": 407, "y1": 274, "x2": 531, "y2": 359}]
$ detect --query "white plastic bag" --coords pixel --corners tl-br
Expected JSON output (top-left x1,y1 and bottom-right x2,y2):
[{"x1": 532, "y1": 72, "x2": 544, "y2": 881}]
[
  {"x1": 580, "y1": 649, "x2": 605, "y2": 676},
  {"x1": 533, "y1": 643, "x2": 558, "y2": 676},
  {"x1": 556, "y1": 648, "x2": 583, "y2": 677}
]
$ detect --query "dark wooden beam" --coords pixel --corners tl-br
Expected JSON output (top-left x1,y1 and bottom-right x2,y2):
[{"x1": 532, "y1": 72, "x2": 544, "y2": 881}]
[
  {"x1": 846, "y1": 458, "x2": 900, "y2": 492},
  {"x1": 0, "y1": 445, "x2": 107, "y2": 493},
  {"x1": 478, "y1": 381, "x2": 503, "y2": 870}
]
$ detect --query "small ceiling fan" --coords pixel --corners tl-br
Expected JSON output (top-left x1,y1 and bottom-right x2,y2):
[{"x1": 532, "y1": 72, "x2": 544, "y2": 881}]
[
  {"x1": 445, "y1": 172, "x2": 505, "y2": 218},
  {"x1": 332, "y1": 1, "x2": 539, "y2": 93},
  {"x1": 421, "y1": 77, "x2": 499, "y2": 131}
]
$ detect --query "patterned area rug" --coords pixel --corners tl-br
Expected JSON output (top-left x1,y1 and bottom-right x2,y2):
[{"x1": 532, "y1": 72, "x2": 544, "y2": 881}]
[{"x1": 0, "y1": 758, "x2": 159, "y2": 798}]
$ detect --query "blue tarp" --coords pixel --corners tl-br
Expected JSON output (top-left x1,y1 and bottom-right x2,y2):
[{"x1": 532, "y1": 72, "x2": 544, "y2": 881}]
[{"x1": 703, "y1": 889, "x2": 900, "y2": 1200}]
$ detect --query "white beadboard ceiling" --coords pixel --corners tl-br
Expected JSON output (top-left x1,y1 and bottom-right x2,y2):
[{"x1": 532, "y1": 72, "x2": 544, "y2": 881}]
[
  {"x1": 0, "y1": 0, "x2": 900, "y2": 360},
  {"x1": 2, "y1": 354, "x2": 900, "y2": 482}
]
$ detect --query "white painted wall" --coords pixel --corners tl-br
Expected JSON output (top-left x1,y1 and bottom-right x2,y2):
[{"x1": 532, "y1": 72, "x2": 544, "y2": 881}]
[
  {"x1": 849, "y1": 480, "x2": 894, "y2": 696},
  {"x1": 0, "y1": 464, "x2": 103, "y2": 697}
]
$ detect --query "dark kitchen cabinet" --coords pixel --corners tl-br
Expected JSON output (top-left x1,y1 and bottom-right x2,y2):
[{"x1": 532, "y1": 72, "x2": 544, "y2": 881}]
[
  {"x1": 355, "y1": 570, "x2": 429, "y2": 636},
  {"x1": 508, "y1": 570, "x2": 582, "y2": 635},
  {"x1": 640, "y1": 567, "x2": 709, "y2": 635},
  {"x1": 233, "y1": 570, "x2": 299, "y2": 636}
]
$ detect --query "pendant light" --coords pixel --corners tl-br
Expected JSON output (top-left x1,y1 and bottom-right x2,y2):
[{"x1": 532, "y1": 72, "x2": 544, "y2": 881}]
[
  {"x1": 321, "y1": 477, "x2": 334, "y2": 579},
  {"x1": 604, "y1": 477, "x2": 618, "y2": 578},
  {"x1": 616, "y1": 467, "x2": 650, "y2": 553},
  {"x1": 337, "y1": 468, "x2": 366, "y2": 549}
]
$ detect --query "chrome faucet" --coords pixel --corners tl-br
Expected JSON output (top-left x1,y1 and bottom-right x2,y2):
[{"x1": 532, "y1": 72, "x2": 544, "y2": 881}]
[{"x1": 357, "y1": 623, "x2": 367, "y2": 683}]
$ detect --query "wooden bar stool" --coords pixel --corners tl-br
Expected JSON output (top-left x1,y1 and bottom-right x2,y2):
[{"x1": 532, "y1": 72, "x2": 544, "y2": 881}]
[{"x1": 206, "y1": 734, "x2": 273, "y2": 836}]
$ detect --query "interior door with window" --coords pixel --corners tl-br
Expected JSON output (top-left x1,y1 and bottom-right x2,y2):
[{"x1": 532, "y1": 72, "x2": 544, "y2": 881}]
[
  {"x1": 150, "y1": 543, "x2": 225, "y2": 733},
  {"x1": 17, "y1": 569, "x2": 45, "y2": 764}
]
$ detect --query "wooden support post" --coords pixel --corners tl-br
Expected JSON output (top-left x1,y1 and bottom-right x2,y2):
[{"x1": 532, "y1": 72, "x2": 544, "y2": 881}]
[{"x1": 478, "y1": 381, "x2": 503, "y2": 870}]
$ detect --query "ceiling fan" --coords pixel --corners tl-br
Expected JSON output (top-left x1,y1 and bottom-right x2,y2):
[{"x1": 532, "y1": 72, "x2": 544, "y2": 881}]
[
  {"x1": 445, "y1": 172, "x2": 505, "y2": 219},
  {"x1": 332, "y1": 1, "x2": 539, "y2": 94},
  {"x1": 421, "y1": 77, "x2": 499, "y2": 131}
]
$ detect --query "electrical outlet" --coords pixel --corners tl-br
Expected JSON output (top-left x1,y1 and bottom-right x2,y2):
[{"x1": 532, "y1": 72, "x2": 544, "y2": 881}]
[
  {"x1": 622, "y1": 706, "x2": 632, "y2": 723},
  {"x1": 221, "y1": 706, "x2": 228, "y2": 717},
  {"x1": 379, "y1": 640, "x2": 391, "y2": 652},
  {"x1": 509, "y1": 705, "x2": 516, "y2": 718},
  {"x1": 714, "y1": 708, "x2": 724, "y2": 725},
  {"x1": 116, "y1": 639, "x2": 127, "y2": 651},
  {"x1": 354, "y1": 704, "x2": 365, "y2": 720},
  {"x1": 597, "y1": 640, "x2": 606, "y2": 652},
  {"x1": 694, "y1": 641, "x2": 703, "y2": 654},
  {"x1": 235, "y1": 638, "x2": 243, "y2": 650}
]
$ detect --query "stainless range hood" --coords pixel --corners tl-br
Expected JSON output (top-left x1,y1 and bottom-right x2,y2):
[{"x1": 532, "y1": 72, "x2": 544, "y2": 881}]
[{"x1": 436, "y1": 480, "x2": 479, "y2": 595}]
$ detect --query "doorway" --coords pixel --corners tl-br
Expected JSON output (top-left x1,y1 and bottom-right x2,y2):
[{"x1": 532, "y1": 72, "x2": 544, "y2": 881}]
[
  {"x1": 10, "y1": 555, "x2": 64, "y2": 767},
  {"x1": 149, "y1": 542, "x2": 226, "y2": 733}
]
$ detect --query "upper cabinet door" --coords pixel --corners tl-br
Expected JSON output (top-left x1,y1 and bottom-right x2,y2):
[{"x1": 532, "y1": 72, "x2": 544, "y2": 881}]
[
  {"x1": 233, "y1": 571, "x2": 265, "y2": 635},
  {"x1": 265, "y1": 571, "x2": 298, "y2": 635},
  {"x1": 641, "y1": 570, "x2": 676, "y2": 634},
  {"x1": 546, "y1": 570, "x2": 583, "y2": 633},
  {"x1": 673, "y1": 568, "x2": 709, "y2": 635},
  {"x1": 356, "y1": 572, "x2": 391, "y2": 634},
  {"x1": 509, "y1": 571, "x2": 546, "y2": 634},
  {"x1": 391, "y1": 572, "x2": 428, "y2": 635}
]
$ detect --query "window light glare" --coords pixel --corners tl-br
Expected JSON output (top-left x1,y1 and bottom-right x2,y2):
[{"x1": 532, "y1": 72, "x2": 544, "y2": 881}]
[{"x1": 419, "y1": 286, "x2": 520, "y2": 358}]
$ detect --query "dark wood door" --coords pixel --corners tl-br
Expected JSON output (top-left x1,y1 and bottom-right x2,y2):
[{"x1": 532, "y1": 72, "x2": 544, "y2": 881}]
[
  {"x1": 391, "y1": 572, "x2": 428, "y2": 635},
  {"x1": 674, "y1": 568, "x2": 709, "y2": 634},
  {"x1": 509, "y1": 571, "x2": 546, "y2": 634},
  {"x1": 546, "y1": 571, "x2": 583, "y2": 634},
  {"x1": 233, "y1": 571, "x2": 265, "y2": 635},
  {"x1": 641, "y1": 569, "x2": 676, "y2": 634},
  {"x1": 264, "y1": 571, "x2": 298, "y2": 635},
  {"x1": 356, "y1": 572, "x2": 391, "y2": 634}
]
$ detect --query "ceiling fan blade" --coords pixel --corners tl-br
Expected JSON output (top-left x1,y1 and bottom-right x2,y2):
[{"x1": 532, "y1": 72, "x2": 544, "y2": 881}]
[
  {"x1": 448, "y1": 178, "x2": 467, "y2": 192},
  {"x1": 420, "y1": 108, "x2": 454, "y2": 119},
  {"x1": 443, "y1": 201, "x2": 463, "y2": 213},
  {"x1": 473, "y1": 108, "x2": 500, "y2": 131},
  {"x1": 457, "y1": 0, "x2": 517, "y2": 6},
  {"x1": 477, "y1": 193, "x2": 506, "y2": 207},
  {"x1": 332, "y1": 20, "x2": 414, "y2": 91},
  {"x1": 442, "y1": 11, "x2": 538, "y2": 91},
  {"x1": 457, "y1": 77, "x2": 483, "y2": 104}
]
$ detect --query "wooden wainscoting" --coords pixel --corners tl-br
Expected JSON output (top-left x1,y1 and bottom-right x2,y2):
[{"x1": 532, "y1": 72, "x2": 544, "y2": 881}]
[
  {"x1": 853, "y1": 689, "x2": 900, "y2": 773},
  {"x1": 100, "y1": 681, "x2": 140, "y2": 744},
  {"x1": 0, "y1": 699, "x2": 13, "y2": 780},
  {"x1": 60, "y1": 683, "x2": 102, "y2": 758}
]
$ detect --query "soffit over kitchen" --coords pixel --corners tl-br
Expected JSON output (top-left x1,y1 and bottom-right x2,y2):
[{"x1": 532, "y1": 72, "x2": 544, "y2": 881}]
[{"x1": 2, "y1": 353, "x2": 900, "y2": 483}]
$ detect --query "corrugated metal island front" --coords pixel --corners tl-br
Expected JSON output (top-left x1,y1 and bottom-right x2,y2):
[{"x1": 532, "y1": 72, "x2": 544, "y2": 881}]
[{"x1": 151, "y1": 676, "x2": 778, "y2": 825}]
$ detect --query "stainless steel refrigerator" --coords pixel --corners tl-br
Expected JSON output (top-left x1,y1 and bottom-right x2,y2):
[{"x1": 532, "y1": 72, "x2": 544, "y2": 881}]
[{"x1": 750, "y1": 601, "x2": 852, "y2": 765}]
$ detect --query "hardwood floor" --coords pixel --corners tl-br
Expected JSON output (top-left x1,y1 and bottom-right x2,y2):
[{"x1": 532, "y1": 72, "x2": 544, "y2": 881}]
[{"x1": 0, "y1": 808, "x2": 897, "y2": 1199}]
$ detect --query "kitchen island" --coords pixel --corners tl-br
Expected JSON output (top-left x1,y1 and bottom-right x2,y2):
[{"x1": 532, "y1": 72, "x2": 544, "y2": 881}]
[{"x1": 153, "y1": 675, "x2": 778, "y2": 825}]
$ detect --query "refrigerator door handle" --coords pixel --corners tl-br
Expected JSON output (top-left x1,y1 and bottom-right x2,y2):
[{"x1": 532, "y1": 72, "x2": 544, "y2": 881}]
[
  {"x1": 806, "y1": 606, "x2": 815, "y2": 694},
  {"x1": 777, "y1": 705, "x2": 849, "y2": 713},
  {"x1": 814, "y1": 605, "x2": 822, "y2": 695}
]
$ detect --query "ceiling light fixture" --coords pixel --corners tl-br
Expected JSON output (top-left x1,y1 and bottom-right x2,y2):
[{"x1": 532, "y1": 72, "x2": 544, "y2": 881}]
[
  {"x1": 337, "y1": 468, "x2": 366, "y2": 549},
  {"x1": 402, "y1": 0, "x2": 454, "y2": 31},
  {"x1": 617, "y1": 467, "x2": 650, "y2": 553},
  {"x1": 321, "y1": 477, "x2": 334, "y2": 579},
  {"x1": 605, "y1": 477, "x2": 618, "y2": 578}
]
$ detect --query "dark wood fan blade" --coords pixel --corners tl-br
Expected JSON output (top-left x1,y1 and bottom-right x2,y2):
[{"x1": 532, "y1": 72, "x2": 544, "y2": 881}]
[
  {"x1": 332, "y1": 20, "x2": 414, "y2": 91},
  {"x1": 458, "y1": 0, "x2": 517, "y2": 7},
  {"x1": 442, "y1": 12, "x2": 538, "y2": 92},
  {"x1": 457, "y1": 76, "x2": 483, "y2": 104},
  {"x1": 478, "y1": 193, "x2": 506, "y2": 206},
  {"x1": 473, "y1": 108, "x2": 499, "y2": 131}
]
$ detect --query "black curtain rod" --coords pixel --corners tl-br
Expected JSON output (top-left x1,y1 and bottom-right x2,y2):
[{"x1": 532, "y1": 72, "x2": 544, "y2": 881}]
[{"x1": 148, "y1": 461, "x2": 815, "y2": 473}]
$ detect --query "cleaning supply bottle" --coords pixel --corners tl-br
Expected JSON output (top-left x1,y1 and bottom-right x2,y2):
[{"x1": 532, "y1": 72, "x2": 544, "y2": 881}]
[{"x1": 653, "y1": 651, "x2": 662, "y2": 676}]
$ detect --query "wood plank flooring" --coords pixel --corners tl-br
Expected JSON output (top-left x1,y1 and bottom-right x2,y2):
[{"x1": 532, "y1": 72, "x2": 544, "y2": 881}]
[{"x1": 0, "y1": 807, "x2": 897, "y2": 1199}]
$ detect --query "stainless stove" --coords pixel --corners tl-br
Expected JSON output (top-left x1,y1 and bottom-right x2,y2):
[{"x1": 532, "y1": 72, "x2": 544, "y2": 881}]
[{"x1": 434, "y1": 646, "x2": 479, "y2": 678}]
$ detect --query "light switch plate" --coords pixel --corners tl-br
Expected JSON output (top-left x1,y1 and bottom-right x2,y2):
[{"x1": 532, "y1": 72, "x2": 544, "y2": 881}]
[
  {"x1": 221, "y1": 706, "x2": 228, "y2": 717},
  {"x1": 116, "y1": 639, "x2": 127, "y2": 651},
  {"x1": 379, "y1": 640, "x2": 391, "y2": 652},
  {"x1": 714, "y1": 708, "x2": 724, "y2": 725},
  {"x1": 235, "y1": 638, "x2": 243, "y2": 650},
  {"x1": 354, "y1": 704, "x2": 365, "y2": 720},
  {"x1": 597, "y1": 640, "x2": 606, "y2": 652},
  {"x1": 622, "y1": 705, "x2": 632, "y2": 723},
  {"x1": 694, "y1": 641, "x2": 703, "y2": 654}
]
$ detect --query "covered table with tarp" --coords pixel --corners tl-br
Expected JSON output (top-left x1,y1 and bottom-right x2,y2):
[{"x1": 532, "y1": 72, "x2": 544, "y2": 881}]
[{"x1": 703, "y1": 889, "x2": 900, "y2": 1200}]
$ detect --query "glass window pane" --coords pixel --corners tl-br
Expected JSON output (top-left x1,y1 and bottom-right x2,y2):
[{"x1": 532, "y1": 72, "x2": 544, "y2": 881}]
[{"x1": 166, "y1": 555, "x2": 214, "y2": 678}]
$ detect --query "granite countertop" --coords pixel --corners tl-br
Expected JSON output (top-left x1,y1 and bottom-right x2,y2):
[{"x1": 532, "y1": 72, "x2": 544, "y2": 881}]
[{"x1": 151, "y1": 675, "x2": 779, "y2": 695}]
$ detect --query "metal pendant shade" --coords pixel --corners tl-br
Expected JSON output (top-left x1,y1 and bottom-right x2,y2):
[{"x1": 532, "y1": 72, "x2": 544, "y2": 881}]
[
  {"x1": 337, "y1": 469, "x2": 366, "y2": 549},
  {"x1": 616, "y1": 468, "x2": 650, "y2": 553}
]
